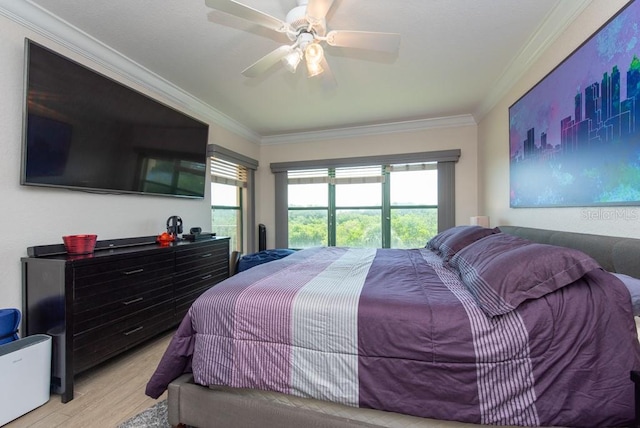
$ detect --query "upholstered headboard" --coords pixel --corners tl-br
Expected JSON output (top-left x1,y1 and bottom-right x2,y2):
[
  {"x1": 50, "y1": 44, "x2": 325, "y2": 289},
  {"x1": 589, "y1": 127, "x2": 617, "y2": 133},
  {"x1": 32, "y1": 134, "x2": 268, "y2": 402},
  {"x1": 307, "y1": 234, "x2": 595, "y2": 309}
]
[{"x1": 499, "y1": 226, "x2": 640, "y2": 278}]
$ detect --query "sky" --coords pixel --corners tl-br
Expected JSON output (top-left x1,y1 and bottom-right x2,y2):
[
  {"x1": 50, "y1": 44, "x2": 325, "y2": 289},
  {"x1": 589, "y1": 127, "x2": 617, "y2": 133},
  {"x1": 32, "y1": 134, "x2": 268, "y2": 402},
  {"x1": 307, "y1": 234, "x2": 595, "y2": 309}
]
[{"x1": 288, "y1": 170, "x2": 438, "y2": 207}]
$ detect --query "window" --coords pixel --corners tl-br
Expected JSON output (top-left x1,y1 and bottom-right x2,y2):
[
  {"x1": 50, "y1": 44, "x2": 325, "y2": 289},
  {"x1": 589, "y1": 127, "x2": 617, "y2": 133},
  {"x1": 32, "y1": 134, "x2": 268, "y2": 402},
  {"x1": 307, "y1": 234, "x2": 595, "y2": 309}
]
[
  {"x1": 334, "y1": 166, "x2": 383, "y2": 247},
  {"x1": 288, "y1": 169, "x2": 329, "y2": 248},
  {"x1": 272, "y1": 150, "x2": 460, "y2": 249},
  {"x1": 388, "y1": 164, "x2": 438, "y2": 248},
  {"x1": 211, "y1": 180, "x2": 242, "y2": 252},
  {"x1": 208, "y1": 145, "x2": 259, "y2": 254},
  {"x1": 286, "y1": 164, "x2": 438, "y2": 249}
]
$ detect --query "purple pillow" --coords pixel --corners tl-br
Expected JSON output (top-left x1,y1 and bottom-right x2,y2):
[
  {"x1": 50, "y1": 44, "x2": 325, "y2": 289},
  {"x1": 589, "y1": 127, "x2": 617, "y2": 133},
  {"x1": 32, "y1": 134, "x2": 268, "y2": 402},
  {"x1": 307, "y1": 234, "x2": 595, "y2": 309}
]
[
  {"x1": 425, "y1": 226, "x2": 462, "y2": 251},
  {"x1": 449, "y1": 233, "x2": 601, "y2": 317},
  {"x1": 612, "y1": 273, "x2": 640, "y2": 316},
  {"x1": 426, "y1": 225, "x2": 501, "y2": 260}
]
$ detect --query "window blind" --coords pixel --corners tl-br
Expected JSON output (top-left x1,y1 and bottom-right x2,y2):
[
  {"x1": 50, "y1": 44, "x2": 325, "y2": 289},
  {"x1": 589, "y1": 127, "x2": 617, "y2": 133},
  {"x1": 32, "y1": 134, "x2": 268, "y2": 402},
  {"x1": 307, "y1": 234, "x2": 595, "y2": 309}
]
[
  {"x1": 386, "y1": 162, "x2": 437, "y2": 172},
  {"x1": 211, "y1": 158, "x2": 248, "y2": 188},
  {"x1": 288, "y1": 166, "x2": 384, "y2": 185},
  {"x1": 287, "y1": 168, "x2": 329, "y2": 184},
  {"x1": 333, "y1": 165, "x2": 384, "y2": 184}
]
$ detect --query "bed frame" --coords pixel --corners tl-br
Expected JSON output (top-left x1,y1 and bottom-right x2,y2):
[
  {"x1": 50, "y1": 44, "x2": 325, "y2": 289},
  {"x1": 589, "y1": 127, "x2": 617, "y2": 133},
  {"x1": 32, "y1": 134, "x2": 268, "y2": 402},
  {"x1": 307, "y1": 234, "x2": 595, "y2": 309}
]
[{"x1": 167, "y1": 226, "x2": 640, "y2": 428}]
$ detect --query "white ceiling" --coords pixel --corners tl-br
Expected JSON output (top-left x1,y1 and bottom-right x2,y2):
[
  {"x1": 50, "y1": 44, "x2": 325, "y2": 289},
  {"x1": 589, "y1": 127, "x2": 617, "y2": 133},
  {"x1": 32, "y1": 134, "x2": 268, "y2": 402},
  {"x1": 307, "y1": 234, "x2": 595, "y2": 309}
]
[{"x1": 9, "y1": 0, "x2": 592, "y2": 140}]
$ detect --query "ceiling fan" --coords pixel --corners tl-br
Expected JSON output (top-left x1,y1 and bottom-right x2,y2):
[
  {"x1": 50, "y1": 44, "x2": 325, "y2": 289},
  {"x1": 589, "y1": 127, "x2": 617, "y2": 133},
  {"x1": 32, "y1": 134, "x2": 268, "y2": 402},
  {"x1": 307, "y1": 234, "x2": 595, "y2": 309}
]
[{"x1": 204, "y1": 0, "x2": 401, "y2": 79}]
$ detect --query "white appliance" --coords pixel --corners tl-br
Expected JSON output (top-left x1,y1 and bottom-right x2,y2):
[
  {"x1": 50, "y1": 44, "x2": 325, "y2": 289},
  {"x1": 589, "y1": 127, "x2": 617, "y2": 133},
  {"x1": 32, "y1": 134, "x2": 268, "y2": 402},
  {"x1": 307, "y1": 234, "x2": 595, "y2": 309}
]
[{"x1": 0, "y1": 334, "x2": 51, "y2": 426}]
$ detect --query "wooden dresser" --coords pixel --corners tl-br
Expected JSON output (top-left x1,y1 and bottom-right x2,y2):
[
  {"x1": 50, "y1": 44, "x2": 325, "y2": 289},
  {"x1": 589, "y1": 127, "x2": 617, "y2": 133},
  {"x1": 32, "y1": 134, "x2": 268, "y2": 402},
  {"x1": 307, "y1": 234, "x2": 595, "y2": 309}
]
[{"x1": 21, "y1": 235, "x2": 230, "y2": 403}]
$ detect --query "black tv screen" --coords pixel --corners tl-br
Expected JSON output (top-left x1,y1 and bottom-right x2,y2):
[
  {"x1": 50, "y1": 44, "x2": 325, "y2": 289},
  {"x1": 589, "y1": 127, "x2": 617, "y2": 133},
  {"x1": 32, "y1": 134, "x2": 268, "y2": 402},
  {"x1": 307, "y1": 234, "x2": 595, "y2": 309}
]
[{"x1": 21, "y1": 39, "x2": 209, "y2": 198}]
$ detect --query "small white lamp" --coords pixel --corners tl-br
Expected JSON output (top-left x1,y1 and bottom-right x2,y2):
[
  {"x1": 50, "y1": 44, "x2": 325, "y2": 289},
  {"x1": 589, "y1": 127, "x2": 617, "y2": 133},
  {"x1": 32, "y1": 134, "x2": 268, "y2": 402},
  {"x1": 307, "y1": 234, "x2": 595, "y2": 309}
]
[{"x1": 470, "y1": 216, "x2": 490, "y2": 228}]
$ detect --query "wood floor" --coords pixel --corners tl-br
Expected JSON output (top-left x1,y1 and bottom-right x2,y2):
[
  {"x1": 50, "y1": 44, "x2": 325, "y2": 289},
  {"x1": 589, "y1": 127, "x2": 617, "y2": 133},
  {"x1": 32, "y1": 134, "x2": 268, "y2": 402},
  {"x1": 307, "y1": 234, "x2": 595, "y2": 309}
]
[{"x1": 5, "y1": 329, "x2": 174, "y2": 428}]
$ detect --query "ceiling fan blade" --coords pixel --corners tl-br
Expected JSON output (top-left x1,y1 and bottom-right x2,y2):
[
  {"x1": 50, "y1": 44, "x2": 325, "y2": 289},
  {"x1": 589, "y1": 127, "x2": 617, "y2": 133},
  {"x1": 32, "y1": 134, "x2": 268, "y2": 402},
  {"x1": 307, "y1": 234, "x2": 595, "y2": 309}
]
[
  {"x1": 205, "y1": 0, "x2": 290, "y2": 33},
  {"x1": 241, "y1": 45, "x2": 292, "y2": 78},
  {"x1": 306, "y1": 0, "x2": 334, "y2": 24},
  {"x1": 326, "y1": 30, "x2": 401, "y2": 53}
]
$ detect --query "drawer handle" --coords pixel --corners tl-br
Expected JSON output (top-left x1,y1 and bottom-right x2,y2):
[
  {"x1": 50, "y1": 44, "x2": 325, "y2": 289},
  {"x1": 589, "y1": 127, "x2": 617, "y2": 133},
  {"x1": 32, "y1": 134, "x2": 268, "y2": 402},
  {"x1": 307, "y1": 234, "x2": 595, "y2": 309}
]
[
  {"x1": 201, "y1": 274, "x2": 213, "y2": 280},
  {"x1": 123, "y1": 297, "x2": 144, "y2": 305},
  {"x1": 122, "y1": 268, "x2": 144, "y2": 275},
  {"x1": 201, "y1": 253, "x2": 213, "y2": 258},
  {"x1": 123, "y1": 326, "x2": 143, "y2": 336}
]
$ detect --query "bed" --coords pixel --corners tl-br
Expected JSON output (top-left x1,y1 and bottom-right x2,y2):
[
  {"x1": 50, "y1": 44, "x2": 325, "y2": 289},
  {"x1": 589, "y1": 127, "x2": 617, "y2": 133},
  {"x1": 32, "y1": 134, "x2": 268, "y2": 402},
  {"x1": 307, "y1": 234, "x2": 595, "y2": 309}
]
[{"x1": 146, "y1": 225, "x2": 640, "y2": 427}]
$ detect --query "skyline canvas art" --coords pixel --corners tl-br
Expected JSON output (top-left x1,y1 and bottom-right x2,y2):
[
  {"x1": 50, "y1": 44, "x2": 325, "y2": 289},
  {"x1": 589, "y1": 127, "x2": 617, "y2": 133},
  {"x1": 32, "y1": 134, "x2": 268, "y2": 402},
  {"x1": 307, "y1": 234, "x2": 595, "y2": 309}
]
[{"x1": 509, "y1": 0, "x2": 640, "y2": 207}]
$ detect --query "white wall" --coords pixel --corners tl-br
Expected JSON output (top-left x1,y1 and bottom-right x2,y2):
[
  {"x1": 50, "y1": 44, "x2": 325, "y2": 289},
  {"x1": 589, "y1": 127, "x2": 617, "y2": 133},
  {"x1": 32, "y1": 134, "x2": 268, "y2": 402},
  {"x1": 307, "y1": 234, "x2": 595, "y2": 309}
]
[
  {"x1": 0, "y1": 14, "x2": 258, "y2": 312},
  {"x1": 256, "y1": 123, "x2": 479, "y2": 247},
  {"x1": 478, "y1": 0, "x2": 640, "y2": 238}
]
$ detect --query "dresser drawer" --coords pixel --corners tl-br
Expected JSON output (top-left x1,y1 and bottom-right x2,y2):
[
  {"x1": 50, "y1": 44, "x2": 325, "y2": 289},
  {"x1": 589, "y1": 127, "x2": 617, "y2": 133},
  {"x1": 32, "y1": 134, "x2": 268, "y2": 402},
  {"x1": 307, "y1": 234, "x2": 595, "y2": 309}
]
[
  {"x1": 74, "y1": 270, "x2": 173, "y2": 308},
  {"x1": 73, "y1": 301, "x2": 175, "y2": 373},
  {"x1": 73, "y1": 252, "x2": 175, "y2": 288},
  {"x1": 175, "y1": 240, "x2": 228, "y2": 273},
  {"x1": 174, "y1": 264, "x2": 228, "y2": 295},
  {"x1": 73, "y1": 279, "x2": 174, "y2": 334}
]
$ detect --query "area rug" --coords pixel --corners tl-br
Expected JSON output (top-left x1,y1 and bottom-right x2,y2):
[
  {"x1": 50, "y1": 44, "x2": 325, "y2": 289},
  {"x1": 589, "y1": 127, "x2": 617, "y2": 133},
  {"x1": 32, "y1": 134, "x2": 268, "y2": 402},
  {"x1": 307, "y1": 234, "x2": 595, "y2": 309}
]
[{"x1": 118, "y1": 399, "x2": 169, "y2": 428}]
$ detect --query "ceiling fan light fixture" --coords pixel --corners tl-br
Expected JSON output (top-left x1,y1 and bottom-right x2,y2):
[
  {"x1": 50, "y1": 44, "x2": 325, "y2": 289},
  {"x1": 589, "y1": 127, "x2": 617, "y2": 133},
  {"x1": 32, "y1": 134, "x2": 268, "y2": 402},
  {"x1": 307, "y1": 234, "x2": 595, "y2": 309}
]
[
  {"x1": 306, "y1": 62, "x2": 324, "y2": 78},
  {"x1": 304, "y1": 42, "x2": 324, "y2": 64},
  {"x1": 304, "y1": 42, "x2": 324, "y2": 77},
  {"x1": 306, "y1": 58, "x2": 324, "y2": 78},
  {"x1": 282, "y1": 48, "x2": 303, "y2": 73}
]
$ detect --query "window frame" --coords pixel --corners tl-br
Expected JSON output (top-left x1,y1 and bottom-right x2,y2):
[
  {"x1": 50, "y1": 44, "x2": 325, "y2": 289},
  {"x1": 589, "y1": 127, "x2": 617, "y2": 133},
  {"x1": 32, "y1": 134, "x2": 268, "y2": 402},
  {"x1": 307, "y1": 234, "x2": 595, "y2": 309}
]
[
  {"x1": 211, "y1": 181, "x2": 244, "y2": 252},
  {"x1": 385, "y1": 165, "x2": 439, "y2": 247},
  {"x1": 208, "y1": 144, "x2": 259, "y2": 253},
  {"x1": 274, "y1": 150, "x2": 460, "y2": 249}
]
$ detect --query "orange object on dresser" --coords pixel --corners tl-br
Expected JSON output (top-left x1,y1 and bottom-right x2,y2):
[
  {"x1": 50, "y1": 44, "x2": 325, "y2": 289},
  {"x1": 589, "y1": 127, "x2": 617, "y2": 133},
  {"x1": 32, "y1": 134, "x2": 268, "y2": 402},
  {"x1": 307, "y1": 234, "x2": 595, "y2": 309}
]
[{"x1": 156, "y1": 232, "x2": 175, "y2": 246}]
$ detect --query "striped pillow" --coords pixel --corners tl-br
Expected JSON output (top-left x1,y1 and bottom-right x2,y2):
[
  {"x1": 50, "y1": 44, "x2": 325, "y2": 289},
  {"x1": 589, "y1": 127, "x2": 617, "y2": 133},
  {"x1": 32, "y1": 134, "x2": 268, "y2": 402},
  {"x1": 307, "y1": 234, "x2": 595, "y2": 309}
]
[
  {"x1": 449, "y1": 233, "x2": 600, "y2": 317},
  {"x1": 427, "y1": 225, "x2": 501, "y2": 261}
]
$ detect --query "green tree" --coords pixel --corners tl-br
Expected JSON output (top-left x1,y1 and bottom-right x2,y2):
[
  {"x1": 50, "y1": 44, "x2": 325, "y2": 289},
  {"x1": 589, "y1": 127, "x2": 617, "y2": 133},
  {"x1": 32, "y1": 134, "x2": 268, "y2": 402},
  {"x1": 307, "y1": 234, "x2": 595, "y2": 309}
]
[{"x1": 289, "y1": 208, "x2": 438, "y2": 249}]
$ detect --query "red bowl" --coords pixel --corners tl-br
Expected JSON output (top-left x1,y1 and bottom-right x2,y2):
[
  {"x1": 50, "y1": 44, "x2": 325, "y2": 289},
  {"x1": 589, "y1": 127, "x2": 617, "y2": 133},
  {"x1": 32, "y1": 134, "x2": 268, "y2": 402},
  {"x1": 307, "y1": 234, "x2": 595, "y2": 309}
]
[{"x1": 63, "y1": 234, "x2": 98, "y2": 255}]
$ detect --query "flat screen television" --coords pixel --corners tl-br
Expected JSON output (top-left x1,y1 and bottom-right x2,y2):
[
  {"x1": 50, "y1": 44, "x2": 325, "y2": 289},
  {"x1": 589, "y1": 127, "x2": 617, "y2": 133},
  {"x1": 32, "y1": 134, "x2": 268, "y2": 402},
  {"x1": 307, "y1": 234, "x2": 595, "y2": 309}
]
[{"x1": 21, "y1": 39, "x2": 209, "y2": 198}]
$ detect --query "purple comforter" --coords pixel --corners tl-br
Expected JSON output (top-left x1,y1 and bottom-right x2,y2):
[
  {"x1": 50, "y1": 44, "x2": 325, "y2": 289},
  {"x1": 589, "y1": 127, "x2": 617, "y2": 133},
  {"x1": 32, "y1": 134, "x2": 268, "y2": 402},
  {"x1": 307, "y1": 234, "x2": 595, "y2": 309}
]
[{"x1": 146, "y1": 246, "x2": 640, "y2": 427}]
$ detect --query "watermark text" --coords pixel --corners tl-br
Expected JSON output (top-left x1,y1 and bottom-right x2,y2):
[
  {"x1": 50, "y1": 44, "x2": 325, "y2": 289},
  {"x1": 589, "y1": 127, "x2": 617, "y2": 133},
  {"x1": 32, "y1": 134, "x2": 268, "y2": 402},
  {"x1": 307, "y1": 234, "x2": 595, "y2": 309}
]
[{"x1": 581, "y1": 208, "x2": 640, "y2": 221}]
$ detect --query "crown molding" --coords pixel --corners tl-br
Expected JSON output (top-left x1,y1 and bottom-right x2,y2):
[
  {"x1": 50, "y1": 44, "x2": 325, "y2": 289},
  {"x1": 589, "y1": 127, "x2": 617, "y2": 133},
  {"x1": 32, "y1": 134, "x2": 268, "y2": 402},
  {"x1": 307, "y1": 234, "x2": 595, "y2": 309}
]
[
  {"x1": 473, "y1": 0, "x2": 593, "y2": 121},
  {"x1": 0, "y1": 0, "x2": 261, "y2": 145},
  {"x1": 260, "y1": 114, "x2": 477, "y2": 145}
]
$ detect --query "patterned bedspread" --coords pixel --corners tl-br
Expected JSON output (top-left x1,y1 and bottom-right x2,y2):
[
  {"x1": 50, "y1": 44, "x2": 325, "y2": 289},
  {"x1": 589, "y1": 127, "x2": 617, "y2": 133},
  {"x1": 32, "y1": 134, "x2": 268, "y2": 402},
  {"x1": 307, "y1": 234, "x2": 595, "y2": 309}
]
[{"x1": 146, "y1": 246, "x2": 640, "y2": 427}]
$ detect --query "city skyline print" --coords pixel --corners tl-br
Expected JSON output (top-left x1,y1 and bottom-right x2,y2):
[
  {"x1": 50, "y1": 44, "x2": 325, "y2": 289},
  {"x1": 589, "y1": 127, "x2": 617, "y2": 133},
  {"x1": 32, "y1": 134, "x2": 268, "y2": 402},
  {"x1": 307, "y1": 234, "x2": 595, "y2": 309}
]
[{"x1": 509, "y1": 0, "x2": 640, "y2": 208}]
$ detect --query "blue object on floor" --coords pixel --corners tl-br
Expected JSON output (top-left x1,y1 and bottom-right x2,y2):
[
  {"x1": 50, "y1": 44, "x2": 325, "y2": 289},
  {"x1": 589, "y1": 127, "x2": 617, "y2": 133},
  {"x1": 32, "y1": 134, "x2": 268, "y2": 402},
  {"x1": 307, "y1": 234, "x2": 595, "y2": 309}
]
[
  {"x1": 0, "y1": 309, "x2": 20, "y2": 345},
  {"x1": 237, "y1": 249, "x2": 296, "y2": 273}
]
